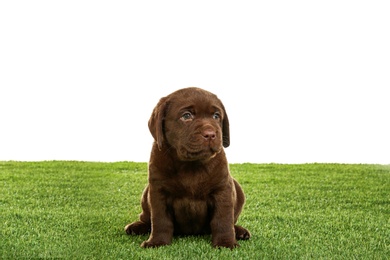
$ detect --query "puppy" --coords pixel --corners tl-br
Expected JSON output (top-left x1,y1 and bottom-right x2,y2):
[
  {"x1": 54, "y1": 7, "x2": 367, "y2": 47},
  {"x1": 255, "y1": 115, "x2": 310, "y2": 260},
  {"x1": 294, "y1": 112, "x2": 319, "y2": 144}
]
[{"x1": 125, "y1": 87, "x2": 250, "y2": 248}]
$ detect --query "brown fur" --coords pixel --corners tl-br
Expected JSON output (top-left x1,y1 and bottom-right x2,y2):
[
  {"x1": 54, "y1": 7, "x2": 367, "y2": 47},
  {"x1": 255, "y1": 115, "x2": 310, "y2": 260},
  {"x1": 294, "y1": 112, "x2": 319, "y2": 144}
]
[{"x1": 124, "y1": 87, "x2": 250, "y2": 248}]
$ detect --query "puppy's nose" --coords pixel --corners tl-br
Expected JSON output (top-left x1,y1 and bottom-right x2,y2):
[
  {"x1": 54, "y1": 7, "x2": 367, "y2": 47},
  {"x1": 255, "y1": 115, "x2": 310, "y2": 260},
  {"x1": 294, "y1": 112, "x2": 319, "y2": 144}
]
[{"x1": 202, "y1": 129, "x2": 216, "y2": 141}]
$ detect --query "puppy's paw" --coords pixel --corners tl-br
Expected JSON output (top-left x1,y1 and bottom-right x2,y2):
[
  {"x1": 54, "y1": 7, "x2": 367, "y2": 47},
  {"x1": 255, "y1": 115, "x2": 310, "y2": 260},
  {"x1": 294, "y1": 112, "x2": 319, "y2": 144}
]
[
  {"x1": 235, "y1": 225, "x2": 251, "y2": 240},
  {"x1": 212, "y1": 237, "x2": 239, "y2": 249},
  {"x1": 141, "y1": 240, "x2": 170, "y2": 248},
  {"x1": 124, "y1": 221, "x2": 150, "y2": 235}
]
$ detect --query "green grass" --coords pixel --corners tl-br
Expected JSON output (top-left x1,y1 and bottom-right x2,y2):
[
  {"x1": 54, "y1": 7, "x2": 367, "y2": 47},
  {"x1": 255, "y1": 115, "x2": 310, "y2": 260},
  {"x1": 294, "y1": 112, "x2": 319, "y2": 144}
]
[{"x1": 1, "y1": 161, "x2": 389, "y2": 259}]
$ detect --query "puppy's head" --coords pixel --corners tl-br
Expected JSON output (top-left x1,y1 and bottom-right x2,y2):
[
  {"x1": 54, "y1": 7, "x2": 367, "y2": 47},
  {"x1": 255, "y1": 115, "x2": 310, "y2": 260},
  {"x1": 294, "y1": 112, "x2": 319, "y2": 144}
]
[{"x1": 148, "y1": 87, "x2": 230, "y2": 161}]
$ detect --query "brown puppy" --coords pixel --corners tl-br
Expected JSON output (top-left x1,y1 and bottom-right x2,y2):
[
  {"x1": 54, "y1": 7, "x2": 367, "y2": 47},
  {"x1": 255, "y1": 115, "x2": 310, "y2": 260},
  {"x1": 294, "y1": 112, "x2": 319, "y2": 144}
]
[{"x1": 125, "y1": 87, "x2": 250, "y2": 248}]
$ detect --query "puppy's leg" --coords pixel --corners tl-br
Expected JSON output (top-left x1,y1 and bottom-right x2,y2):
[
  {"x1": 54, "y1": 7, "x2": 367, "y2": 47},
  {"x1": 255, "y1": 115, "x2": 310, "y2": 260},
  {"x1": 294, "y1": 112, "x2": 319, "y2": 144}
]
[
  {"x1": 233, "y1": 179, "x2": 244, "y2": 222},
  {"x1": 210, "y1": 184, "x2": 238, "y2": 249},
  {"x1": 140, "y1": 185, "x2": 174, "y2": 248},
  {"x1": 210, "y1": 209, "x2": 237, "y2": 248},
  {"x1": 125, "y1": 186, "x2": 151, "y2": 235},
  {"x1": 233, "y1": 179, "x2": 251, "y2": 240}
]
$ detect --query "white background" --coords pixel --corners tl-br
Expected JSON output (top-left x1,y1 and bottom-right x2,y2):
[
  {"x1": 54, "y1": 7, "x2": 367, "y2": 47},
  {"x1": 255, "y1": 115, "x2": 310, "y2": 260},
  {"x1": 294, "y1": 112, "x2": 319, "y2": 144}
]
[{"x1": 1, "y1": 1, "x2": 389, "y2": 164}]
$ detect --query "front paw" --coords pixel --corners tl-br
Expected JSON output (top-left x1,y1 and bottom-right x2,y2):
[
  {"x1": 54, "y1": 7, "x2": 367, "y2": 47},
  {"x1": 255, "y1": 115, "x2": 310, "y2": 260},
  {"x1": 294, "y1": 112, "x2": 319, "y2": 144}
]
[
  {"x1": 141, "y1": 239, "x2": 170, "y2": 248},
  {"x1": 212, "y1": 237, "x2": 239, "y2": 249}
]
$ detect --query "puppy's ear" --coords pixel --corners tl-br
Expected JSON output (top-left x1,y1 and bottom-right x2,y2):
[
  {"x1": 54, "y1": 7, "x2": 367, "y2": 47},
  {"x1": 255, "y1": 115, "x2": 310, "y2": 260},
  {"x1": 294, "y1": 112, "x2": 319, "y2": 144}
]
[
  {"x1": 148, "y1": 97, "x2": 168, "y2": 150},
  {"x1": 221, "y1": 104, "x2": 230, "y2": 148}
]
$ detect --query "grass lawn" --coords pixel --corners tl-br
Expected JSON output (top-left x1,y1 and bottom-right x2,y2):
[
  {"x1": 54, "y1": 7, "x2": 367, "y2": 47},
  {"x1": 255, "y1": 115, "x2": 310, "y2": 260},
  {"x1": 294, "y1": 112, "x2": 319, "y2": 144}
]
[{"x1": 1, "y1": 161, "x2": 389, "y2": 259}]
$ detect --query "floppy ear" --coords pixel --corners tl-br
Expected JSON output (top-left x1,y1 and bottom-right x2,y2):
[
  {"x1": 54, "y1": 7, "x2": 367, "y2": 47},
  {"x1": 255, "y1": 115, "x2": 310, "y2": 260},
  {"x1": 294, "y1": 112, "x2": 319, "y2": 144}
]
[
  {"x1": 148, "y1": 97, "x2": 168, "y2": 150},
  {"x1": 221, "y1": 104, "x2": 230, "y2": 148}
]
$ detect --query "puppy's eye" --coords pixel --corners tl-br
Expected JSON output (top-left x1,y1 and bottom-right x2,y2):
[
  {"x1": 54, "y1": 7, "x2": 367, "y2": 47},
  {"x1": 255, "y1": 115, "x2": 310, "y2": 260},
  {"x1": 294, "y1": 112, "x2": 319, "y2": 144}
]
[
  {"x1": 181, "y1": 112, "x2": 193, "y2": 121},
  {"x1": 213, "y1": 112, "x2": 221, "y2": 120}
]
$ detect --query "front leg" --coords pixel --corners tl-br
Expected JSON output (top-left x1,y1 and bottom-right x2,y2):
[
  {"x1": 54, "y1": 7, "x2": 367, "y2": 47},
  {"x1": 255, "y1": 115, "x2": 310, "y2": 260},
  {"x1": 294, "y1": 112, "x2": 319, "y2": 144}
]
[
  {"x1": 141, "y1": 185, "x2": 174, "y2": 248},
  {"x1": 210, "y1": 186, "x2": 238, "y2": 249}
]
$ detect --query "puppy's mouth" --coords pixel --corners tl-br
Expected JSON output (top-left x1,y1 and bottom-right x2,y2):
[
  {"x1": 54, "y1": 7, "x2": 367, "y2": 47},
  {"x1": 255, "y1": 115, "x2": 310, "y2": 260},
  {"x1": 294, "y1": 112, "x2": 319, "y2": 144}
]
[{"x1": 177, "y1": 142, "x2": 222, "y2": 161}]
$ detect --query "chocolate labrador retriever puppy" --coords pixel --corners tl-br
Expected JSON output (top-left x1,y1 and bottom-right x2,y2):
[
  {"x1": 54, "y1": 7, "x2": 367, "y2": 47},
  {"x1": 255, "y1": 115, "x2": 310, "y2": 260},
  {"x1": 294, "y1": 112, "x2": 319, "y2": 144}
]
[{"x1": 125, "y1": 87, "x2": 250, "y2": 248}]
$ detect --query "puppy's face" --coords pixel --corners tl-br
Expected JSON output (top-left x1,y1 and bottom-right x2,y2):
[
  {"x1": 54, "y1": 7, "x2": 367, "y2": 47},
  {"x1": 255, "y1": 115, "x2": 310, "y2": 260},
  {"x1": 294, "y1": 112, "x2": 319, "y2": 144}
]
[{"x1": 149, "y1": 88, "x2": 230, "y2": 161}]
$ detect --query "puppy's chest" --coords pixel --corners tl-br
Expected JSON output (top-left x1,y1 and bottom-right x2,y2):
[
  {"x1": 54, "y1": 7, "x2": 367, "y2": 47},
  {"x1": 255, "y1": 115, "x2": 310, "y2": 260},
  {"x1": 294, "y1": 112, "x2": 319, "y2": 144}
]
[{"x1": 171, "y1": 173, "x2": 215, "y2": 199}]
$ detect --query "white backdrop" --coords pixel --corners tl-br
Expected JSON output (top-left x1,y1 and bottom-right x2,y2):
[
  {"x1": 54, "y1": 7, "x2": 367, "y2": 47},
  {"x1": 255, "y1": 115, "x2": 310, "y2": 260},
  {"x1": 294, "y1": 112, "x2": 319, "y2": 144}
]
[{"x1": 1, "y1": 1, "x2": 389, "y2": 164}]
